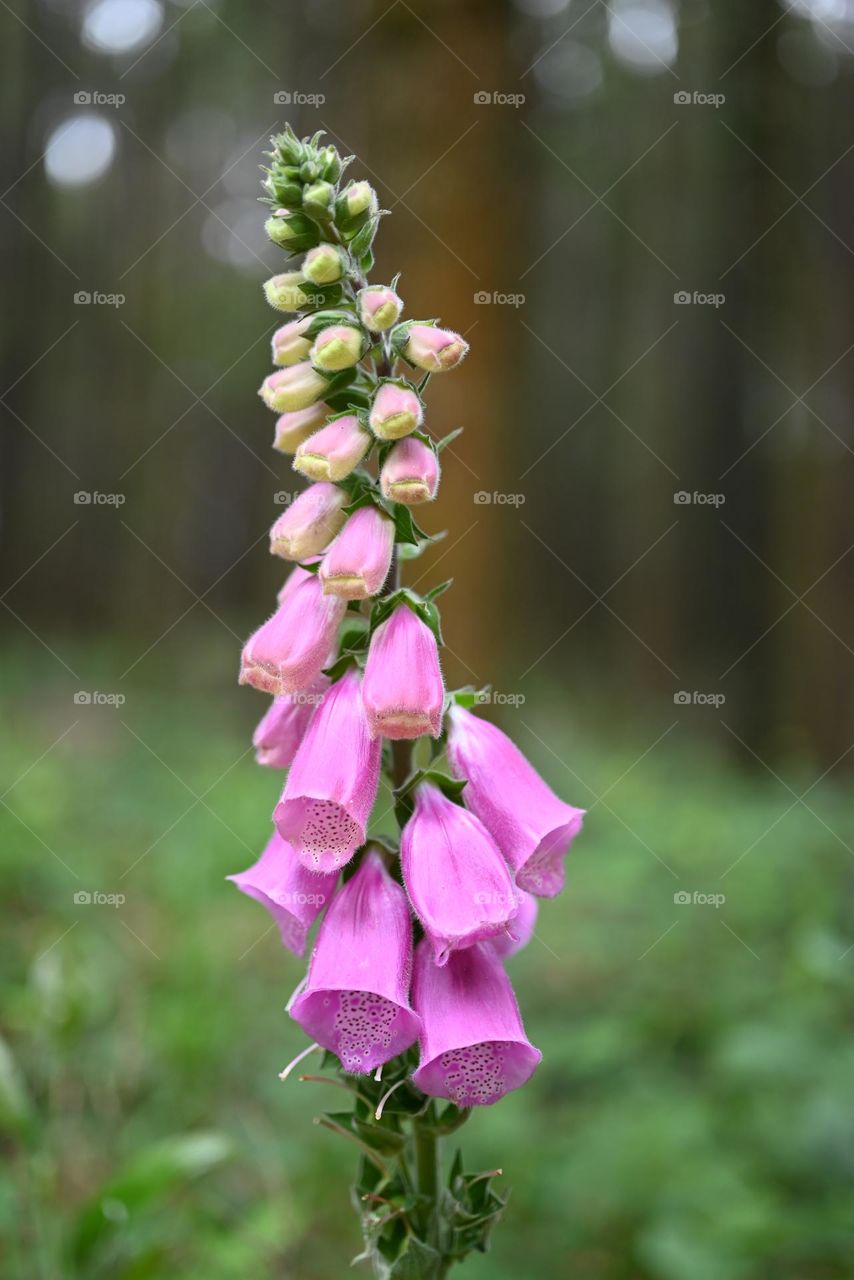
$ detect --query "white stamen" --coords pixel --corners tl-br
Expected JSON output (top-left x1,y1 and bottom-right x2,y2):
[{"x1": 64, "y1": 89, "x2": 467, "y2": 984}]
[{"x1": 278, "y1": 1042, "x2": 321, "y2": 1081}]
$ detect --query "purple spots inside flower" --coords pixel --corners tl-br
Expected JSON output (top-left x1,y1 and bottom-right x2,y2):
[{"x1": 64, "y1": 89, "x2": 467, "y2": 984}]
[
  {"x1": 299, "y1": 799, "x2": 360, "y2": 868},
  {"x1": 439, "y1": 1042, "x2": 507, "y2": 1106},
  {"x1": 331, "y1": 990, "x2": 399, "y2": 1073}
]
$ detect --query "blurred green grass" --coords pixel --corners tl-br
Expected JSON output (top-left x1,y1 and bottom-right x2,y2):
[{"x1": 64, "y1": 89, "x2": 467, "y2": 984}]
[{"x1": 2, "y1": 638, "x2": 854, "y2": 1279}]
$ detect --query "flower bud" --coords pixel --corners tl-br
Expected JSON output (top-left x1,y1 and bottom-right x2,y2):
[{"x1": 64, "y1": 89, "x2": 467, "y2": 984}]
[
  {"x1": 293, "y1": 415, "x2": 371, "y2": 482},
  {"x1": 263, "y1": 271, "x2": 309, "y2": 312},
  {"x1": 380, "y1": 437, "x2": 439, "y2": 505},
  {"x1": 342, "y1": 180, "x2": 377, "y2": 219},
  {"x1": 271, "y1": 317, "x2": 313, "y2": 367},
  {"x1": 362, "y1": 604, "x2": 445, "y2": 739},
  {"x1": 402, "y1": 324, "x2": 469, "y2": 372},
  {"x1": 273, "y1": 403, "x2": 330, "y2": 453},
  {"x1": 368, "y1": 381, "x2": 423, "y2": 440},
  {"x1": 310, "y1": 324, "x2": 365, "y2": 372},
  {"x1": 264, "y1": 209, "x2": 317, "y2": 253},
  {"x1": 269, "y1": 482, "x2": 348, "y2": 560},
  {"x1": 239, "y1": 574, "x2": 346, "y2": 696},
  {"x1": 302, "y1": 179, "x2": 334, "y2": 215},
  {"x1": 319, "y1": 506, "x2": 395, "y2": 600},
  {"x1": 358, "y1": 285, "x2": 403, "y2": 333},
  {"x1": 259, "y1": 363, "x2": 328, "y2": 414},
  {"x1": 319, "y1": 146, "x2": 342, "y2": 182},
  {"x1": 302, "y1": 243, "x2": 348, "y2": 285}
]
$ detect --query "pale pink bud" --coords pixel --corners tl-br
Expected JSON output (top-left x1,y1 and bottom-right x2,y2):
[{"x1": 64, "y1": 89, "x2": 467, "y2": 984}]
[
  {"x1": 274, "y1": 670, "x2": 382, "y2": 873},
  {"x1": 293, "y1": 415, "x2": 371, "y2": 482},
  {"x1": 263, "y1": 271, "x2": 309, "y2": 312},
  {"x1": 359, "y1": 285, "x2": 403, "y2": 333},
  {"x1": 252, "y1": 680, "x2": 329, "y2": 768},
  {"x1": 344, "y1": 180, "x2": 378, "y2": 218},
  {"x1": 272, "y1": 317, "x2": 313, "y2": 367},
  {"x1": 269, "y1": 482, "x2": 348, "y2": 560},
  {"x1": 310, "y1": 324, "x2": 364, "y2": 372},
  {"x1": 368, "y1": 382, "x2": 423, "y2": 440},
  {"x1": 404, "y1": 324, "x2": 469, "y2": 372},
  {"x1": 273, "y1": 403, "x2": 330, "y2": 454},
  {"x1": 259, "y1": 363, "x2": 328, "y2": 414},
  {"x1": 239, "y1": 573, "x2": 346, "y2": 696},
  {"x1": 302, "y1": 243, "x2": 347, "y2": 285},
  {"x1": 380, "y1": 437, "x2": 440, "y2": 505},
  {"x1": 319, "y1": 506, "x2": 395, "y2": 600},
  {"x1": 361, "y1": 604, "x2": 444, "y2": 740}
]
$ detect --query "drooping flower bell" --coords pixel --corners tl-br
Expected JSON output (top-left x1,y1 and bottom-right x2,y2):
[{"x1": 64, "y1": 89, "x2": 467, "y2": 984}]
[
  {"x1": 272, "y1": 317, "x2": 313, "y2": 367},
  {"x1": 368, "y1": 381, "x2": 423, "y2": 440},
  {"x1": 402, "y1": 324, "x2": 469, "y2": 372},
  {"x1": 489, "y1": 890, "x2": 538, "y2": 960},
  {"x1": 289, "y1": 850, "x2": 421, "y2": 1074},
  {"x1": 293, "y1": 415, "x2": 371, "y2": 482},
  {"x1": 361, "y1": 604, "x2": 444, "y2": 739},
  {"x1": 380, "y1": 437, "x2": 439, "y2": 505},
  {"x1": 227, "y1": 830, "x2": 337, "y2": 957},
  {"x1": 359, "y1": 285, "x2": 403, "y2": 333},
  {"x1": 252, "y1": 679, "x2": 328, "y2": 768},
  {"x1": 263, "y1": 271, "x2": 309, "y2": 312},
  {"x1": 239, "y1": 574, "x2": 345, "y2": 696},
  {"x1": 310, "y1": 324, "x2": 364, "y2": 372},
  {"x1": 410, "y1": 940, "x2": 541, "y2": 1106},
  {"x1": 273, "y1": 403, "x2": 330, "y2": 454},
  {"x1": 260, "y1": 363, "x2": 328, "y2": 414},
  {"x1": 269, "y1": 482, "x2": 348, "y2": 561},
  {"x1": 401, "y1": 782, "x2": 517, "y2": 965},
  {"x1": 447, "y1": 705, "x2": 585, "y2": 897},
  {"x1": 274, "y1": 669, "x2": 381, "y2": 873},
  {"x1": 319, "y1": 506, "x2": 394, "y2": 600}
]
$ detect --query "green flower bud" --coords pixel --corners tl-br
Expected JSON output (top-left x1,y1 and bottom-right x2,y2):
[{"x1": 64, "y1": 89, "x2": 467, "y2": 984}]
[
  {"x1": 263, "y1": 271, "x2": 309, "y2": 313},
  {"x1": 303, "y1": 243, "x2": 348, "y2": 285},
  {"x1": 302, "y1": 180, "x2": 334, "y2": 216},
  {"x1": 310, "y1": 324, "x2": 365, "y2": 372},
  {"x1": 300, "y1": 159, "x2": 320, "y2": 183},
  {"x1": 265, "y1": 210, "x2": 318, "y2": 252},
  {"x1": 320, "y1": 147, "x2": 342, "y2": 182},
  {"x1": 345, "y1": 181, "x2": 377, "y2": 218}
]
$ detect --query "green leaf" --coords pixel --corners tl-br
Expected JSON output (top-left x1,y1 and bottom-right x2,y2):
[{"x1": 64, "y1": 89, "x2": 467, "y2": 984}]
[{"x1": 436, "y1": 427, "x2": 464, "y2": 452}]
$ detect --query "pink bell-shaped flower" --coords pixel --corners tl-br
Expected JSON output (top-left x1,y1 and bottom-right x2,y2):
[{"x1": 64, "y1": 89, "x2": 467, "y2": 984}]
[
  {"x1": 252, "y1": 679, "x2": 328, "y2": 768},
  {"x1": 403, "y1": 325, "x2": 469, "y2": 372},
  {"x1": 274, "y1": 670, "x2": 381, "y2": 872},
  {"x1": 447, "y1": 704, "x2": 585, "y2": 897},
  {"x1": 293, "y1": 414, "x2": 371, "y2": 482},
  {"x1": 411, "y1": 939, "x2": 541, "y2": 1106},
  {"x1": 368, "y1": 382, "x2": 423, "y2": 440},
  {"x1": 227, "y1": 830, "x2": 337, "y2": 957},
  {"x1": 380, "y1": 437, "x2": 439, "y2": 505},
  {"x1": 290, "y1": 849, "x2": 421, "y2": 1073},
  {"x1": 361, "y1": 604, "x2": 444, "y2": 740},
  {"x1": 273, "y1": 403, "x2": 330, "y2": 454},
  {"x1": 319, "y1": 506, "x2": 395, "y2": 600},
  {"x1": 401, "y1": 782, "x2": 518, "y2": 965},
  {"x1": 239, "y1": 574, "x2": 345, "y2": 696},
  {"x1": 269, "y1": 482, "x2": 348, "y2": 560},
  {"x1": 259, "y1": 363, "x2": 328, "y2": 413}
]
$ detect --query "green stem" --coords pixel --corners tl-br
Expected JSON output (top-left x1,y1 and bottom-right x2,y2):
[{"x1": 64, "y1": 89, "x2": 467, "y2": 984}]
[{"x1": 413, "y1": 1115, "x2": 441, "y2": 1250}]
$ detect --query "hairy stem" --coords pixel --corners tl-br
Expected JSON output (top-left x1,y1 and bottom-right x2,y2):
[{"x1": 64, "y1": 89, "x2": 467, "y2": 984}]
[{"x1": 413, "y1": 1114, "x2": 441, "y2": 1249}]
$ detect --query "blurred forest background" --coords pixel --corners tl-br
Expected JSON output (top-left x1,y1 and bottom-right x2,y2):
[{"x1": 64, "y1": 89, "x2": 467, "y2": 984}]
[{"x1": 3, "y1": 0, "x2": 854, "y2": 1277}]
